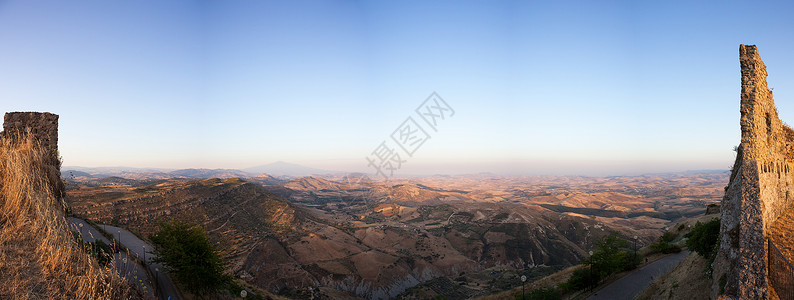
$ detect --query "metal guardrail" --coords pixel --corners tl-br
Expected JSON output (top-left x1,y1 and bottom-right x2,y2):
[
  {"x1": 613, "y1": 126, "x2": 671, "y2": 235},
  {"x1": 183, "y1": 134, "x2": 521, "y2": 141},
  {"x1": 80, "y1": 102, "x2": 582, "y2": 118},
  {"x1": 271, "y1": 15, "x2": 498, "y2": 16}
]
[{"x1": 768, "y1": 239, "x2": 794, "y2": 300}]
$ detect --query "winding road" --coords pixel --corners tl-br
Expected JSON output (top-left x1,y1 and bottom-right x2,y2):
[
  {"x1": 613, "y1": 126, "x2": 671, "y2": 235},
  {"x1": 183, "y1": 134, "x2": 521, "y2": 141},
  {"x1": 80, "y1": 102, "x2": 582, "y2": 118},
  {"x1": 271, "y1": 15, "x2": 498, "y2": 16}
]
[
  {"x1": 587, "y1": 250, "x2": 690, "y2": 300},
  {"x1": 69, "y1": 218, "x2": 182, "y2": 300},
  {"x1": 102, "y1": 224, "x2": 183, "y2": 300}
]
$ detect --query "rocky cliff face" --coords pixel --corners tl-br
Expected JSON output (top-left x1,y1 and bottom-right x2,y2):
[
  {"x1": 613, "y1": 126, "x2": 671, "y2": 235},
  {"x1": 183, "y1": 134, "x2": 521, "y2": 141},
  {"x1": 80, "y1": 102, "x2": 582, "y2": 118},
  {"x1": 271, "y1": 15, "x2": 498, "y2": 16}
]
[{"x1": 713, "y1": 45, "x2": 794, "y2": 299}]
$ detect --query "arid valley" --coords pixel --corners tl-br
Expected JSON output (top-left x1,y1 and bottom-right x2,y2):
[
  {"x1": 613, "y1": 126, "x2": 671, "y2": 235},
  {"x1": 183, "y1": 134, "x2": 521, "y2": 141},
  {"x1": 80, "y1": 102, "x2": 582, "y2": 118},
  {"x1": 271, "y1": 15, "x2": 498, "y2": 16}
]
[{"x1": 63, "y1": 168, "x2": 727, "y2": 299}]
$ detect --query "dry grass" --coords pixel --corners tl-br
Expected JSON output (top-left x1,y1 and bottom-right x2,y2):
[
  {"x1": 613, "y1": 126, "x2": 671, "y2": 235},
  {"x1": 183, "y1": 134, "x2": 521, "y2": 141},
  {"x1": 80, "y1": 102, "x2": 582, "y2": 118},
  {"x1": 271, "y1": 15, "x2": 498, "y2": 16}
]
[
  {"x1": 0, "y1": 134, "x2": 138, "y2": 299},
  {"x1": 636, "y1": 251, "x2": 711, "y2": 300},
  {"x1": 474, "y1": 265, "x2": 586, "y2": 300}
]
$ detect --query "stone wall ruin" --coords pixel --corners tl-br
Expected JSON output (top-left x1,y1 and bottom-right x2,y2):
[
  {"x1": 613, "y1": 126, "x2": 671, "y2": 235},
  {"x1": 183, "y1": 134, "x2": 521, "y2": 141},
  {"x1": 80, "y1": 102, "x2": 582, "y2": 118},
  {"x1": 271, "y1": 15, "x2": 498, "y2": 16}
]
[
  {"x1": 2, "y1": 112, "x2": 59, "y2": 152},
  {"x1": 1, "y1": 112, "x2": 63, "y2": 197},
  {"x1": 713, "y1": 45, "x2": 794, "y2": 299}
]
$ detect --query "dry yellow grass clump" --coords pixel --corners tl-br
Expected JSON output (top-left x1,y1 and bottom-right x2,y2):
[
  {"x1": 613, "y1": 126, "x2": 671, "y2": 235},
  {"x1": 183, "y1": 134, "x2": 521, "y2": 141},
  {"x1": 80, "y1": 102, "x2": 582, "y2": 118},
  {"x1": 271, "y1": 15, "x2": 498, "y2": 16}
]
[{"x1": 0, "y1": 135, "x2": 137, "y2": 299}]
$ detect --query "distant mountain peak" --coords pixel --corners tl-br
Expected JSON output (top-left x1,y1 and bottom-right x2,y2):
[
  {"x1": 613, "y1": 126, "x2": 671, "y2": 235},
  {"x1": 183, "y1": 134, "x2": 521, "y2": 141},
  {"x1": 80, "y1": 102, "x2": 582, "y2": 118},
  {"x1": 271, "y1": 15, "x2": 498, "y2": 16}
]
[{"x1": 243, "y1": 161, "x2": 334, "y2": 177}]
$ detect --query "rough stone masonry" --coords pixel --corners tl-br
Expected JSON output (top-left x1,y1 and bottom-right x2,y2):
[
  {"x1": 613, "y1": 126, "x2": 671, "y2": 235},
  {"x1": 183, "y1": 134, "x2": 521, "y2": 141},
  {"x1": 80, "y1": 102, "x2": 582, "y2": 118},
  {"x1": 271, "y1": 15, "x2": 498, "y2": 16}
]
[
  {"x1": 3, "y1": 112, "x2": 59, "y2": 152},
  {"x1": 712, "y1": 45, "x2": 794, "y2": 299}
]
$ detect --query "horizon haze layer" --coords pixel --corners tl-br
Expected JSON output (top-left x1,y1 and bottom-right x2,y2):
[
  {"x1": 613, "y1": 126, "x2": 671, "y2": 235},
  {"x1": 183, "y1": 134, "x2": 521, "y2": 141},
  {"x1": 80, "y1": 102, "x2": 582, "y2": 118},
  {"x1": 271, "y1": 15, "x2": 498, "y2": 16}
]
[{"x1": 62, "y1": 160, "x2": 729, "y2": 178}]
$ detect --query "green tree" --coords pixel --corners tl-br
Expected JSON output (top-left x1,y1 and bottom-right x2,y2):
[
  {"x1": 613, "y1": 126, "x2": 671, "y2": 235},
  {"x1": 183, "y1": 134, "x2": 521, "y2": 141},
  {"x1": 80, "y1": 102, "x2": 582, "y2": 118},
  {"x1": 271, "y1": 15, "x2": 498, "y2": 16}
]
[
  {"x1": 150, "y1": 220, "x2": 227, "y2": 294},
  {"x1": 564, "y1": 232, "x2": 637, "y2": 291},
  {"x1": 586, "y1": 232, "x2": 629, "y2": 276},
  {"x1": 685, "y1": 218, "x2": 720, "y2": 258}
]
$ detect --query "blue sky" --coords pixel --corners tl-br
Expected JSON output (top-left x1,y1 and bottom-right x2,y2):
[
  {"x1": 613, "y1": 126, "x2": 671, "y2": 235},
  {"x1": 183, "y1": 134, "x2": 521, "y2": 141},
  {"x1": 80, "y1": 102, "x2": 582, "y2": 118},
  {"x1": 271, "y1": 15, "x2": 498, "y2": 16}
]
[{"x1": 2, "y1": 0, "x2": 794, "y2": 176}]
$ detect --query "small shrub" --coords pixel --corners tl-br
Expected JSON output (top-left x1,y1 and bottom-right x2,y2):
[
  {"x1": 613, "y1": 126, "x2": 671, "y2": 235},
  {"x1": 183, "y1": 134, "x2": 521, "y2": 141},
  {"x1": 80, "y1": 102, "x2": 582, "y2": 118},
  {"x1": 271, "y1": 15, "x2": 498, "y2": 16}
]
[
  {"x1": 659, "y1": 231, "x2": 677, "y2": 243},
  {"x1": 519, "y1": 287, "x2": 561, "y2": 300},
  {"x1": 564, "y1": 267, "x2": 600, "y2": 291},
  {"x1": 648, "y1": 229, "x2": 683, "y2": 254},
  {"x1": 83, "y1": 239, "x2": 113, "y2": 267},
  {"x1": 621, "y1": 251, "x2": 642, "y2": 271},
  {"x1": 685, "y1": 218, "x2": 720, "y2": 258},
  {"x1": 650, "y1": 241, "x2": 682, "y2": 254}
]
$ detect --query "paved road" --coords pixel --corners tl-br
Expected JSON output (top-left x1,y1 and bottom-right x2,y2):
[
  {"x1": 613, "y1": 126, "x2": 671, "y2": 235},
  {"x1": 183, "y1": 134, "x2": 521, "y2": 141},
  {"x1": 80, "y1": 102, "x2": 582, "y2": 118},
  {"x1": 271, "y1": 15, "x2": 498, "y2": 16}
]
[
  {"x1": 69, "y1": 218, "x2": 182, "y2": 300},
  {"x1": 69, "y1": 217, "x2": 111, "y2": 244},
  {"x1": 103, "y1": 224, "x2": 183, "y2": 300},
  {"x1": 587, "y1": 250, "x2": 690, "y2": 300},
  {"x1": 68, "y1": 218, "x2": 155, "y2": 298},
  {"x1": 114, "y1": 252, "x2": 156, "y2": 298}
]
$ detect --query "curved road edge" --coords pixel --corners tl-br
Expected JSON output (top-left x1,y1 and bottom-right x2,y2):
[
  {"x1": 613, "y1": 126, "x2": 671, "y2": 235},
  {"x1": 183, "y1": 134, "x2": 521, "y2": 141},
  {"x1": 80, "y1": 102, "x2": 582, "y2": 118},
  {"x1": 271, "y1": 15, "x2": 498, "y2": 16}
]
[
  {"x1": 587, "y1": 250, "x2": 691, "y2": 300},
  {"x1": 68, "y1": 217, "x2": 183, "y2": 300}
]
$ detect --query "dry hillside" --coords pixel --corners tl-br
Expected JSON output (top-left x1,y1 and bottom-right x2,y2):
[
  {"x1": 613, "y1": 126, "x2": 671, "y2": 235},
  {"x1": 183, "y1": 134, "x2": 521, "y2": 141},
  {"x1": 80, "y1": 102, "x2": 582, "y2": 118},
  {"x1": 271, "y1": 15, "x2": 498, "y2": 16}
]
[
  {"x1": 68, "y1": 177, "x2": 626, "y2": 299},
  {"x1": 0, "y1": 135, "x2": 135, "y2": 299},
  {"x1": 64, "y1": 170, "x2": 725, "y2": 299}
]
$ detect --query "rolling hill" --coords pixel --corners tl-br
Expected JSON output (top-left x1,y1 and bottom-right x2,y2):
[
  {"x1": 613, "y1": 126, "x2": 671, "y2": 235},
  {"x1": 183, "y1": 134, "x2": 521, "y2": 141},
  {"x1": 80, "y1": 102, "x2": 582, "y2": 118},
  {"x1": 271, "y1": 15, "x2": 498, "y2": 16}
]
[{"x1": 67, "y1": 177, "x2": 630, "y2": 299}]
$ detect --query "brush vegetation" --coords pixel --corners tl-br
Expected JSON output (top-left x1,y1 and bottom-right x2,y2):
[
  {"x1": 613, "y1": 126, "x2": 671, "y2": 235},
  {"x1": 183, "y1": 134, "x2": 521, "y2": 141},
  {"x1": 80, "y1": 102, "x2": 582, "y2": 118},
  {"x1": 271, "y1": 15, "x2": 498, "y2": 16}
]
[
  {"x1": 685, "y1": 218, "x2": 721, "y2": 258},
  {"x1": 0, "y1": 134, "x2": 136, "y2": 299},
  {"x1": 151, "y1": 220, "x2": 228, "y2": 294},
  {"x1": 561, "y1": 232, "x2": 641, "y2": 292}
]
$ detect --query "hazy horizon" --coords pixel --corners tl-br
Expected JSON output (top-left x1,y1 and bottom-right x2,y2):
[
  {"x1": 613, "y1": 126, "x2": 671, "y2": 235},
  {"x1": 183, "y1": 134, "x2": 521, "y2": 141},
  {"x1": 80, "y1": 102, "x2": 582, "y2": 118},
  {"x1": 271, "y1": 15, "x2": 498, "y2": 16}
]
[
  {"x1": 3, "y1": 1, "x2": 794, "y2": 177},
  {"x1": 62, "y1": 160, "x2": 730, "y2": 178}
]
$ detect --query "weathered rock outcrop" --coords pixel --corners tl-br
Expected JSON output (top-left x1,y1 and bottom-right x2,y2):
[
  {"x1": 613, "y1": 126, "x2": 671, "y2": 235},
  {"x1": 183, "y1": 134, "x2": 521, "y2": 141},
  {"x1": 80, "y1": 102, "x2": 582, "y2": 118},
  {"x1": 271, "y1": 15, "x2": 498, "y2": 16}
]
[{"x1": 713, "y1": 45, "x2": 794, "y2": 299}]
